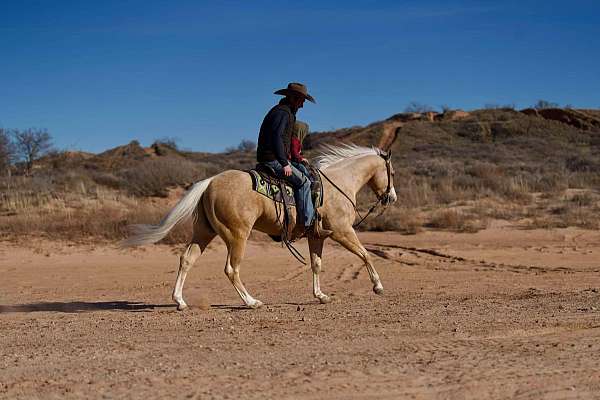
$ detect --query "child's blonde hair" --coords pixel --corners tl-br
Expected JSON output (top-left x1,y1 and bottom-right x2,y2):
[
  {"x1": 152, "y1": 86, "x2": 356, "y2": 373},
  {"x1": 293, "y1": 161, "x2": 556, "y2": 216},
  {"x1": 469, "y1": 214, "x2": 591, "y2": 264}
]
[{"x1": 293, "y1": 121, "x2": 309, "y2": 143}]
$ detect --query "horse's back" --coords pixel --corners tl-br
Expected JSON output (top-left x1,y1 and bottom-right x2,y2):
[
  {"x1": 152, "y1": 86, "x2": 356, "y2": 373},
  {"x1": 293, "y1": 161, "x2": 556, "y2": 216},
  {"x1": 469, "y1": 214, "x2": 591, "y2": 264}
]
[{"x1": 204, "y1": 169, "x2": 253, "y2": 205}]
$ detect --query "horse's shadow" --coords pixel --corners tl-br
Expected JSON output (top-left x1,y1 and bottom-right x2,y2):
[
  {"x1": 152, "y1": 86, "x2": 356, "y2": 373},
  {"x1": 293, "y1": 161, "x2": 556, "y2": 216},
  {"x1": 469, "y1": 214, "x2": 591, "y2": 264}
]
[
  {"x1": 0, "y1": 301, "x2": 320, "y2": 314},
  {"x1": 0, "y1": 301, "x2": 172, "y2": 314}
]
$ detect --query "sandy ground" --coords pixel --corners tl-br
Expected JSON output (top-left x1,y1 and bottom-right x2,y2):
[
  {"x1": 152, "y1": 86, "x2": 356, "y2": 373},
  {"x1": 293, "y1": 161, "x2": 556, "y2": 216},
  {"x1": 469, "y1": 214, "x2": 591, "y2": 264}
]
[{"x1": 1, "y1": 227, "x2": 600, "y2": 399}]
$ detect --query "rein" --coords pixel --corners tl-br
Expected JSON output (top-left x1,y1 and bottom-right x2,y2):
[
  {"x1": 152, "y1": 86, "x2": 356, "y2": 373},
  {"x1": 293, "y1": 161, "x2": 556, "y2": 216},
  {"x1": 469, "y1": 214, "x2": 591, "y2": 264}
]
[
  {"x1": 318, "y1": 154, "x2": 393, "y2": 229},
  {"x1": 266, "y1": 174, "x2": 307, "y2": 265}
]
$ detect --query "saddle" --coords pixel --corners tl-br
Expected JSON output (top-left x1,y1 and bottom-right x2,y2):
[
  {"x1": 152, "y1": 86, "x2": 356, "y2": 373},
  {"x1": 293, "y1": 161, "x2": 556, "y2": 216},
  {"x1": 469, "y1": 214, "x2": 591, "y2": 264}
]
[
  {"x1": 248, "y1": 164, "x2": 325, "y2": 262},
  {"x1": 249, "y1": 164, "x2": 323, "y2": 208}
]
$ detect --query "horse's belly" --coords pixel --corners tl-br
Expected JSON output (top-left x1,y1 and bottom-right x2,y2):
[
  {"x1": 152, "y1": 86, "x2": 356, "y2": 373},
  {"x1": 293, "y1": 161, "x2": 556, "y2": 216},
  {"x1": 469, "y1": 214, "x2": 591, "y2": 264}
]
[{"x1": 253, "y1": 200, "x2": 297, "y2": 236}]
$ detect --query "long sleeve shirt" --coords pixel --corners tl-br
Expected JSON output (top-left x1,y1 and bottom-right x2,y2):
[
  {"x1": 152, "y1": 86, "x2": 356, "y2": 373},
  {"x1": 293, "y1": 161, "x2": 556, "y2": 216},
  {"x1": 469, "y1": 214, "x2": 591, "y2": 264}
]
[{"x1": 256, "y1": 103, "x2": 295, "y2": 167}]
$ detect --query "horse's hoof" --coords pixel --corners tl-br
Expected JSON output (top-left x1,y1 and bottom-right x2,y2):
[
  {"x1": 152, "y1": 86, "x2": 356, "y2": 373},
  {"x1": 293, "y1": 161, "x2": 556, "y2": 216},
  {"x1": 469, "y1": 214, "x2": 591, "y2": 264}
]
[
  {"x1": 248, "y1": 300, "x2": 263, "y2": 309},
  {"x1": 318, "y1": 295, "x2": 332, "y2": 304},
  {"x1": 176, "y1": 303, "x2": 188, "y2": 311},
  {"x1": 373, "y1": 286, "x2": 384, "y2": 296}
]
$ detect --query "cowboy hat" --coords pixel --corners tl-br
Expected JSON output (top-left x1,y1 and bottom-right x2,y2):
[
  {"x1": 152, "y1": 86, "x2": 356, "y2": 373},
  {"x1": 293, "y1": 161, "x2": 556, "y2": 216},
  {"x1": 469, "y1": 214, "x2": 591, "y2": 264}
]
[{"x1": 274, "y1": 82, "x2": 316, "y2": 103}]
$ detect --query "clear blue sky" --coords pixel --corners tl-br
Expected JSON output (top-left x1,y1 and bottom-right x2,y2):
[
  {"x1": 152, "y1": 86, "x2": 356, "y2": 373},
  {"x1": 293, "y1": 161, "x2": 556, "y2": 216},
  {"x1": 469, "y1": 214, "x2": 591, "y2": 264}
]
[{"x1": 1, "y1": 1, "x2": 598, "y2": 153}]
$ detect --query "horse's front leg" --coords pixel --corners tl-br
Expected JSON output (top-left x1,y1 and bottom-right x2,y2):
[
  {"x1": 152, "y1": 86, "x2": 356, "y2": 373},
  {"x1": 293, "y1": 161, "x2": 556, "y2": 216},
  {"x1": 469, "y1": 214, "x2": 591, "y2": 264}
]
[
  {"x1": 308, "y1": 237, "x2": 331, "y2": 303},
  {"x1": 332, "y1": 229, "x2": 384, "y2": 295},
  {"x1": 224, "y1": 236, "x2": 263, "y2": 309}
]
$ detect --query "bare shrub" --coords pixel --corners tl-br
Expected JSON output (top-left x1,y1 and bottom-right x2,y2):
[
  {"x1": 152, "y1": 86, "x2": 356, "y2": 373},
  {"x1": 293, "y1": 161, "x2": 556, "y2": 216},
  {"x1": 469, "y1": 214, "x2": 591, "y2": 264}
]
[
  {"x1": 404, "y1": 101, "x2": 435, "y2": 113},
  {"x1": 90, "y1": 171, "x2": 125, "y2": 190},
  {"x1": 237, "y1": 139, "x2": 256, "y2": 152},
  {"x1": 427, "y1": 209, "x2": 462, "y2": 230},
  {"x1": 360, "y1": 207, "x2": 423, "y2": 234},
  {"x1": 533, "y1": 99, "x2": 559, "y2": 109},
  {"x1": 226, "y1": 139, "x2": 257, "y2": 153},
  {"x1": 119, "y1": 157, "x2": 204, "y2": 197},
  {"x1": 11, "y1": 128, "x2": 53, "y2": 173},
  {"x1": 426, "y1": 209, "x2": 487, "y2": 232},
  {"x1": 153, "y1": 137, "x2": 179, "y2": 150}
]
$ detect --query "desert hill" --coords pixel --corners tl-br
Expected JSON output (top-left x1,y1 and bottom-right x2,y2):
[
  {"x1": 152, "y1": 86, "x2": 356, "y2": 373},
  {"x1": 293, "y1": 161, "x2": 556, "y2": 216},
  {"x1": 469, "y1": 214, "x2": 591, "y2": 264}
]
[{"x1": 2, "y1": 107, "x2": 599, "y2": 242}]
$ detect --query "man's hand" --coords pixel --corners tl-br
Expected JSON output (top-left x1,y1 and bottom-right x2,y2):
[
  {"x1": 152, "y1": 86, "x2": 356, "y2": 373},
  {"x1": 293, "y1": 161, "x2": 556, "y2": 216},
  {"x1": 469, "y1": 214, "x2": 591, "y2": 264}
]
[
  {"x1": 301, "y1": 158, "x2": 310, "y2": 166},
  {"x1": 283, "y1": 165, "x2": 292, "y2": 176}
]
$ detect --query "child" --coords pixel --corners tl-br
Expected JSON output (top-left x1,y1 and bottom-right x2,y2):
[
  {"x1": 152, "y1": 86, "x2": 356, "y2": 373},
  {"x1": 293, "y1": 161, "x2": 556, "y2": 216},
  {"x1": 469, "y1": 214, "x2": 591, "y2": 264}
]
[{"x1": 290, "y1": 121, "x2": 311, "y2": 178}]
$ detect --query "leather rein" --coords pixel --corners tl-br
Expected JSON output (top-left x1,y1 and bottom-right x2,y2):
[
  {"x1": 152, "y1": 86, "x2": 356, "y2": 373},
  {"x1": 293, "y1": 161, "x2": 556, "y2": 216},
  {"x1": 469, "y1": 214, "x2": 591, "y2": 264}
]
[{"x1": 317, "y1": 152, "x2": 393, "y2": 229}]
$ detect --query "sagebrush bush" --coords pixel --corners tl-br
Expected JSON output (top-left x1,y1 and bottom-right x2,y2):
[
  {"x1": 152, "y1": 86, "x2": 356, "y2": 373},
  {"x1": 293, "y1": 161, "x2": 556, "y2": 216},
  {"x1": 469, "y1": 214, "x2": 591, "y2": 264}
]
[
  {"x1": 426, "y1": 209, "x2": 488, "y2": 232},
  {"x1": 119, "y1": 157, "x2": 205, "y2": 197},
  {"x1": 359, "y1": 207, "x2": 422, "y2": 234}
]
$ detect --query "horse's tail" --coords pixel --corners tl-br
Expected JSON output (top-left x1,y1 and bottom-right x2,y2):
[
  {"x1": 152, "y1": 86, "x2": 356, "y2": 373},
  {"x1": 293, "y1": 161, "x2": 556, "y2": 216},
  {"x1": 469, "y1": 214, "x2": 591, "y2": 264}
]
[{"x1": 121, "y1": 177, "x2": 214, "y2": 247}]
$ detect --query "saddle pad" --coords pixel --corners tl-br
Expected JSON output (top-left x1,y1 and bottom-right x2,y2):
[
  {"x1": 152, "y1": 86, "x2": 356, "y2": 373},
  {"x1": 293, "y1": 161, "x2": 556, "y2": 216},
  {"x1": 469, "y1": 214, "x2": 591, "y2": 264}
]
[{"x1": 249, "y1": 170, "x2": 296, "y2": 206}]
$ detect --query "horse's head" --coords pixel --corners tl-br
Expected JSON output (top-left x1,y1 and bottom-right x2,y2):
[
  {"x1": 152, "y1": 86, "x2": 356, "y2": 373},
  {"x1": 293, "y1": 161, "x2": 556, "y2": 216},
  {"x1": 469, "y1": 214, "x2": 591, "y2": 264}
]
[{"x1": 368, "y1": 149, "x2": 397, "y2": 206}]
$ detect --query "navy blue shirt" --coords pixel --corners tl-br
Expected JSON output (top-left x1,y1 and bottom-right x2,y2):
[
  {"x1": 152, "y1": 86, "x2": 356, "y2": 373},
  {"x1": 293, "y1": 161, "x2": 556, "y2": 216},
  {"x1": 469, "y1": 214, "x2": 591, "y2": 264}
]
[{"x1": 256, "y1": 103, "x2": 294, "y2": 167}]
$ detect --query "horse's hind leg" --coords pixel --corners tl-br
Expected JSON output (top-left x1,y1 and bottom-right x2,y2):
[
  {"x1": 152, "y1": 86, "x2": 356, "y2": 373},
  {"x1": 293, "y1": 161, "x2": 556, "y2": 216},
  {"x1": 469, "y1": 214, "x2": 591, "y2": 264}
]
[
  {"x1": 224, "y1": 236, "x2": 263, "y2": 309},
  {"x1": 172, "y1": 211, "x2": 216, "y2": 311}
]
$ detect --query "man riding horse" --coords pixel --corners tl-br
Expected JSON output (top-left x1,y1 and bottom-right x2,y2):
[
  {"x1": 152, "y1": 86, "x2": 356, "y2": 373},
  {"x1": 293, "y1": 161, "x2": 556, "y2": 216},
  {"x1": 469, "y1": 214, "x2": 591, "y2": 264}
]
[
  {"x1": 256, "y1": 82, "x2": 330, "y2": 238},
  {"x1": 124, "y1": 83, "x2": 398, "y2": 310}
]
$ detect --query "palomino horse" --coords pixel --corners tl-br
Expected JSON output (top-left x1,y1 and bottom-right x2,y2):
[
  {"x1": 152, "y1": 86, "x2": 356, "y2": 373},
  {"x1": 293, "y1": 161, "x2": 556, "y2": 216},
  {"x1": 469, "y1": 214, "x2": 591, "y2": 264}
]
[{"x1": 124, "y1": 144, "x2": 397, "y2": 310}]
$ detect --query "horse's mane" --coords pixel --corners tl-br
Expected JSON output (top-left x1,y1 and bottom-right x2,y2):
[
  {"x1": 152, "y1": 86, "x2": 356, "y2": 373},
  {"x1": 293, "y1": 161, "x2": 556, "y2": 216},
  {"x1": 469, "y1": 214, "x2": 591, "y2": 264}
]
[{"x1": 314, "y1": 143, "x2": 381, "y2": 169}]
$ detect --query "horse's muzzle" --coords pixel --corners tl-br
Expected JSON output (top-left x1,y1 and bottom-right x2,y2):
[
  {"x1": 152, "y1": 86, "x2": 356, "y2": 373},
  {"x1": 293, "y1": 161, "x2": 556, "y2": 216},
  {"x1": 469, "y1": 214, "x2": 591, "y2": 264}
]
[{"x1": 382, "y1": 187, "x2": 397, "y2": 206}]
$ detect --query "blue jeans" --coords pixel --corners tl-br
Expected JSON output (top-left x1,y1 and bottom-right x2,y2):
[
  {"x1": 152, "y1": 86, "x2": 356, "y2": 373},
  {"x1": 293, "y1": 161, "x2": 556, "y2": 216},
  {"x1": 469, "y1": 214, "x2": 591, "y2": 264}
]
[
  {"x1": 261, "y1": 160, "x2": 314, "y2": 227},
  {"x1": 291, "y1": 161, "x2": 311, "y2": 180}
]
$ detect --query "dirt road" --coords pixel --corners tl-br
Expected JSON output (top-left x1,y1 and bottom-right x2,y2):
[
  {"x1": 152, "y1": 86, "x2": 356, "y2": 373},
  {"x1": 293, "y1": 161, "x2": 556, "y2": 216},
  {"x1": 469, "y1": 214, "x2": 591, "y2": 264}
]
[{"x1": 1, "y1": 228, "x2": 600, "y2": 399}]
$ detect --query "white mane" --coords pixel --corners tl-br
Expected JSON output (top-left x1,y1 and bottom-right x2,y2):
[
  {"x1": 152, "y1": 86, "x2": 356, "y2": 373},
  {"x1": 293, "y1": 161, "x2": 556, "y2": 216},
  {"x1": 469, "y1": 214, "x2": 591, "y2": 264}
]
[{"x1": 314, "y1": 143, "x2": 380, "y2": 169}]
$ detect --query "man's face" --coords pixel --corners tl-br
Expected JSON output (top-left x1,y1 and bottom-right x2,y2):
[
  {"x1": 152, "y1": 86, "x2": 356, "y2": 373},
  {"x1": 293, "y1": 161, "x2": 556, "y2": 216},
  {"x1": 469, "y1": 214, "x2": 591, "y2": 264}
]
[{"x1": 290, "y1": 95, "x2": 305, "y2": 109}]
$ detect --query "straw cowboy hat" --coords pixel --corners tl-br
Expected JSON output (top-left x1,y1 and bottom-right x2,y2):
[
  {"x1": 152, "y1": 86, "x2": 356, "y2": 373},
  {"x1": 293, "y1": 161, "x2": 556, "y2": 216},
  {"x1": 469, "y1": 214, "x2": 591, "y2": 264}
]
[{"x1": 274, "y1": 82, "x2": 316, "y2": 104}]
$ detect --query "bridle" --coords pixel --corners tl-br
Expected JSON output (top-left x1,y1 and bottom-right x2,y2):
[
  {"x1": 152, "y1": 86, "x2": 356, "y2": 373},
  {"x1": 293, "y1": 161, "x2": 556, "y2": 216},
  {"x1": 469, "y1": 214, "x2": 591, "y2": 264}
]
[{"x1": 318, "y1": 150, "x2": 394, "y2": 229}]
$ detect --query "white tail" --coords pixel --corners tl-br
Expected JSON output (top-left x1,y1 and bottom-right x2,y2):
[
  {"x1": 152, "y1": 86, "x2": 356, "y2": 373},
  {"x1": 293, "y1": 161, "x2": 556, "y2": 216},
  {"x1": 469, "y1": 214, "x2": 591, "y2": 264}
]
[{"x1": 121, "y1": 177, "x2": 214, "y2": 247}]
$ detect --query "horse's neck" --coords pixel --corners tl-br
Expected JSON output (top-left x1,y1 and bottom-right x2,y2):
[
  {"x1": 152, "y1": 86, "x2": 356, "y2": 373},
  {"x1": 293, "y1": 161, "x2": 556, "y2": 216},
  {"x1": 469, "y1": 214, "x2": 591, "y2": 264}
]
[{"x1": 325, "y1": 156, "x2": 378, "y2": 199}]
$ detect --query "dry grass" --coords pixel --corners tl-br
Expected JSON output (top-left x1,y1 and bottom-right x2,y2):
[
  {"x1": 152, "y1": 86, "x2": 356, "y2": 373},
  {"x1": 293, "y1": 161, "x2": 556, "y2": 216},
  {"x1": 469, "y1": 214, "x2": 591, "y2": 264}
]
[
  {"x1": 360, "y1": 207, "x2": 423, "y2": 234},
  {"x1": 0, "y1": 186, "x2": 190, "y2": 244},
  {"x1": 2, "y1": 107, "x2": 600, "y2": 242},
  {"x1": 523, "y1": 190, "x2": 600, "y2": 230},
  {"x1": 425, "y1": 209, "x2": 489, "y2": 233}
]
